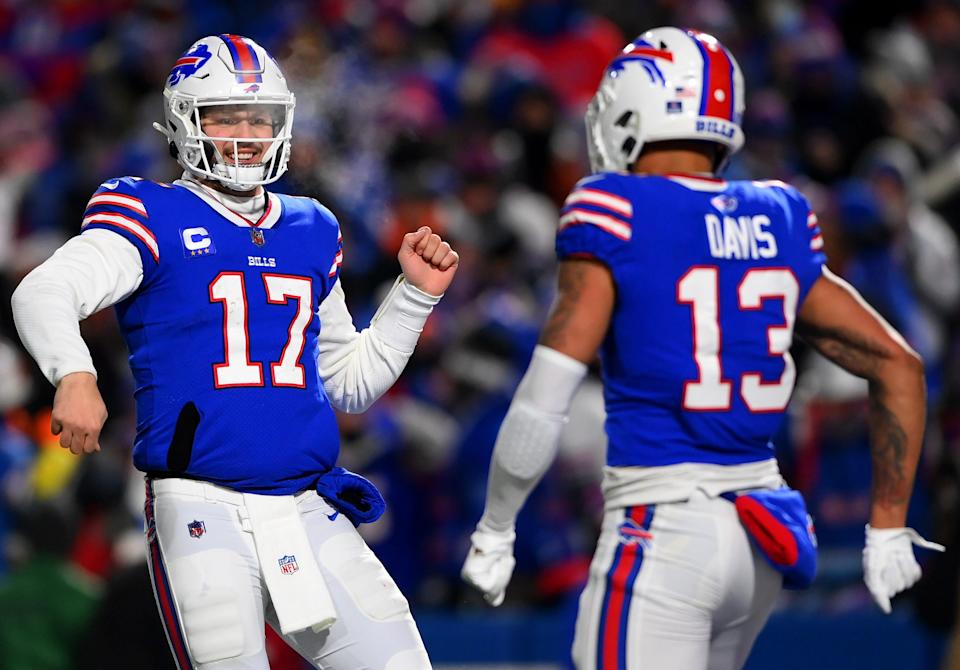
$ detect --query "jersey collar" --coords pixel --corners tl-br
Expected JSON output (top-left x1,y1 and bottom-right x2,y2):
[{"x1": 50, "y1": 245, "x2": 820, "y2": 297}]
[
  {"x1": 176, "y1": 179, "x2": 283, "y2": 229},
  {"x1": 662, "y1": 173, "x2": 729, "y2": 192}
]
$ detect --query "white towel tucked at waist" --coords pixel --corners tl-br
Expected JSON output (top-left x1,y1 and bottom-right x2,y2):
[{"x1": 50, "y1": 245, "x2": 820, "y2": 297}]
[{"x1": 243, "y1": 492, "x2": 337, "y2": 634}]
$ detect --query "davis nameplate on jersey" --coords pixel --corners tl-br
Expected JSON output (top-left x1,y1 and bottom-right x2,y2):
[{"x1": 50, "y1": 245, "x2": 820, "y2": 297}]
[
  {"x1": 188, "y1": 519, "x2": 206, "y2": 538},
  {"x1": 181, "y1": 227, "x2": 216, "y2": 257},
  {"x1": 278, "y1": 554, "x2": 299, "y2": 575}
]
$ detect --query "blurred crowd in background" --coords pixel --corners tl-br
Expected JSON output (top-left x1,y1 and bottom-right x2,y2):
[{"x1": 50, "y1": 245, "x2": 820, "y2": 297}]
[{"x1": 3, "y1": 0, "x2": 960, "y2": 668}]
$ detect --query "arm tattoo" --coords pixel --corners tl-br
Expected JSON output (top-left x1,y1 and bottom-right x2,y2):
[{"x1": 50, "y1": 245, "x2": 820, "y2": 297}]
[
  {"x1": 539, "y1": 263, "x2": 587, "y2": 350},
  {"x1": 796, "y1": 321, "x2": 887, "y2": 380},
  {"x1": 868, "y1": 392, "x2": 908, "y2": 506}
]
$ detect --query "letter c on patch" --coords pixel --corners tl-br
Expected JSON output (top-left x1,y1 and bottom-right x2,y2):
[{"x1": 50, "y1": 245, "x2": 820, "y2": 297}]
[{"x1": 182, "y1": 227, "x2": 211, "y2": 251}]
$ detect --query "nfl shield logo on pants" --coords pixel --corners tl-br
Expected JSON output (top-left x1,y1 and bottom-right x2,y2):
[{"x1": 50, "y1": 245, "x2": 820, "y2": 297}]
[
  {"x1": 187, "y1": 520, "x2": 206, "y2": 538},
  {"x1": 278, "y1": 554, "x2": 299, "y2": 575}
]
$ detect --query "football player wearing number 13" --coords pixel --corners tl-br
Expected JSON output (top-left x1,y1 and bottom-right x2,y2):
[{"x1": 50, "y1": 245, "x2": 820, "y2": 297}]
[
  {"x1": 12, "y1": 35, "x2": 456, "y2": 669},
  {"x1": 462, "y1": 27, "x2": 943, "y2": 670}
]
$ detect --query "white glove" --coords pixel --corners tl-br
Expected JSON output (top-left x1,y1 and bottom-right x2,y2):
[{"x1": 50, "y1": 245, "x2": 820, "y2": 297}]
[
  {"x1": 862, "y1": 524, "x2": 945, "y2": 614},
  {"x1": 461, "y1": 523, "x2": 516, "y2": 607}
]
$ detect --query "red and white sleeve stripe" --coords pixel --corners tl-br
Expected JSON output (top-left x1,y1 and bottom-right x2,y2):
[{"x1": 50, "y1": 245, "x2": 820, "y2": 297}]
[
  {"x1": 82, "y1": 212, "x2": 159, "y2": 262},
  {"x1": 807, "y1": 212, "x2": 824, "y2": 251},
  {"x1": 558, "y1": 209, "x2": 632, "y2": 240},
  {"x1": 85, "y1": 193, "x2": 148, "y2": 218},
  {"x1": 559, "y1": 187, "x2": 633, "y2": 240},
  {"x1": 563, "y1": 188, "x2": 633, "y2": 218}
]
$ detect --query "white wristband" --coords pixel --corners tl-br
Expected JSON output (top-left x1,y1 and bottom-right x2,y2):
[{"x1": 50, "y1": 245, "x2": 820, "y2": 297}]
[{"x1": 369, "y1": 275, "x2": 441, "y2": 354}]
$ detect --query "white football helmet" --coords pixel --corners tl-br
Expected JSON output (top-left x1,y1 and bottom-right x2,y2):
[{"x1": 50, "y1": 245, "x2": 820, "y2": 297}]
[
  {"x1": 153, "y1": 34, "x2": 295, "y2": 191},
  {"x1": 586, "y1": 27, "x2": 745, "y2": 174}
]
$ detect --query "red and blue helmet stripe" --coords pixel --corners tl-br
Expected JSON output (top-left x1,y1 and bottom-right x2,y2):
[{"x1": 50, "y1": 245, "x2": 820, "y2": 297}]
[
  {"x1": 686, "y1": 30, "x2": 735, "y2": 121},
  {"x1": 218, "y1": 34, "x2": 263, "y2": 83}
]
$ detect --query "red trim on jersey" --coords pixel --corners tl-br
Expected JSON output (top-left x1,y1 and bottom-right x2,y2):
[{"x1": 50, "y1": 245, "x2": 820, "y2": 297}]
[
  {"x1": 564, "y1": 187, "x2": 633, "y2": 218},
  {"x1": 663, "y1": 172, "x2": 725, "y2": 183},
  {"x1": 559, "y1": 209, "x2": 632, "y2": 241},
  {"x1": 328, "y1": 248, "x2": 343, "y2": 278},
  {"x1": 252, "y1": 195, "x2": 273, "y2": 227},
  {"x1": 82, "y1": 213, "x2": 159, "y2": 262},
  {"x1": 224, "y1": 193, "x2": 274, "y2": 228},
  {"x1": 86, "y1": 192, "x2": 148, "y2": 217}
]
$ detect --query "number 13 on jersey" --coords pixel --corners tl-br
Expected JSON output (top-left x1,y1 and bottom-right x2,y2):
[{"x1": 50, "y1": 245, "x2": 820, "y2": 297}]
[{"x1": 677, "y1": 266, "x2": 799, "y2": 413}]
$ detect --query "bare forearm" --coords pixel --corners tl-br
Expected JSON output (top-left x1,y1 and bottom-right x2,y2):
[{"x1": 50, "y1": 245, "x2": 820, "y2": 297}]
[
  {"x1": 867, "y1": 358, "x2": 925, "y2": 527},
  {"x1": 799, "y1": 323, "x2": 924, "y2": 527},
  {"x1": 797, "y1": 269, "x2": 928, "y2": 528}
]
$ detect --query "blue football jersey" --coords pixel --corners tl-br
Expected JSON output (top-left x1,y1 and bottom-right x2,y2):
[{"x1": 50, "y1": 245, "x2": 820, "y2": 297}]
[
  {"x1": 556, "y1": 173, "x2": 826, "y2": 468},
  {"x1": 82, "y1": 177, "x2": 344, "y2": 493}
]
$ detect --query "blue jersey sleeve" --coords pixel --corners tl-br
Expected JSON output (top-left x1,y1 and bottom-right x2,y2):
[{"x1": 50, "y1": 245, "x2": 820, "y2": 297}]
[
  {"x1": 555, "y1": 174, "x2": 633, "y2": 274},
  {"x1": 771, "y1": 182, "x2": 827, "y2": 297},
  {"x1": 311, "y1": 199, "x2": 343, "y2": 294},
  {"x1": 80, "y1": 177, "x2": 160, "y2": 274}
]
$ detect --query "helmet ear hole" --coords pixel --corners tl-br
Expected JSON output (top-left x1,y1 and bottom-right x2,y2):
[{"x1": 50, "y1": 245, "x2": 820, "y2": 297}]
[
  {"x1": 615, "y1": 111, "x2": 634, "y2": 127},
  {"x1": 621, "y1": 137, "x2": 637, "y2": 157}
]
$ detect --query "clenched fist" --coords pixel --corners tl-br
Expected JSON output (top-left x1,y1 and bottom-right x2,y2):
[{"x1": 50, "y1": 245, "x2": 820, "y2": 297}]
[
  {"x1": 398, "y1": 226, "x2": 459, "y2": 296},
  {"x1": 51, "y1": 371, "x2": 107, "y2": 455}
]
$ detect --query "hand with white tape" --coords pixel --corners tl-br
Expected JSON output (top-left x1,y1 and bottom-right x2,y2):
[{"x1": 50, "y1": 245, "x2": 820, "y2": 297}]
[
  {"x1": 862, "y1": 524, "x2": 944, "y2": 614},
  {"x1": 461, "y1": 522, "x2": 516, "y2": 607}
]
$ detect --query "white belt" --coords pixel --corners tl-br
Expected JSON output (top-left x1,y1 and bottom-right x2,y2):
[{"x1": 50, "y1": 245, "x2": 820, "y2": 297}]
[{"x1": 149, "y1": 477, "x2": 247, "y2": 505}]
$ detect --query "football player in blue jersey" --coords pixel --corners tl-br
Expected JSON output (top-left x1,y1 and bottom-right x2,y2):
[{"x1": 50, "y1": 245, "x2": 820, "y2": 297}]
[
  {"x1": 12, "y1": 35, "x2": 458, "y2": 670},
  {"x1": 462, "y1": 27, "x2": 942, "y2": 669}
]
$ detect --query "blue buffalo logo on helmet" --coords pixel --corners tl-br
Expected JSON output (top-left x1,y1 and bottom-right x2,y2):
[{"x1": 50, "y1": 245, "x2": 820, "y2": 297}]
[{"x1": 168, "y1": 42, "x2": 213, "y2": 87}]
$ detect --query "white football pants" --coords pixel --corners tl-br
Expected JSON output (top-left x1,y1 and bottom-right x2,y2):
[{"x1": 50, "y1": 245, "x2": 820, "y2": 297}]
[
  {"x1": 572, "y1": 491, "x2": 782, "y2": 670},
  {"x1": 144, "y1": 478, "x2": 431, "y2": 670}
]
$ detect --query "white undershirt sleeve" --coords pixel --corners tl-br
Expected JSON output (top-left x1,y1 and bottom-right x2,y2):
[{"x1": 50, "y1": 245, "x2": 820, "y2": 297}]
[
  {"x1": 317, "y1": 276, "x2": 440, "y2": 413},
  {"x1": 479, "y1": 345, "x2": 588, "y2": 533},
  {"x1": 12, "y1": 229, "x2": 144, "y2": 385}
]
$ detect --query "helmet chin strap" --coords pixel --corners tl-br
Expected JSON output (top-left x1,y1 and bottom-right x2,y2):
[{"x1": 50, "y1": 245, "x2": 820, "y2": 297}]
[{"x1": 210, "y1": 163, "x2": 268, "y2": 192}]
